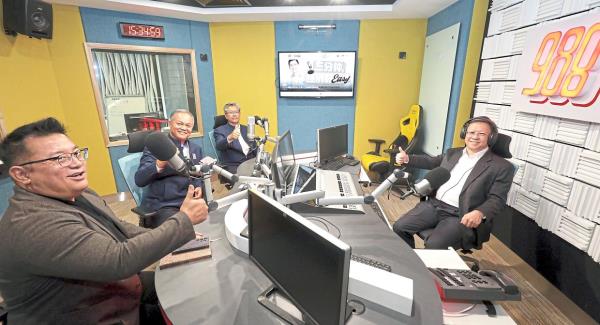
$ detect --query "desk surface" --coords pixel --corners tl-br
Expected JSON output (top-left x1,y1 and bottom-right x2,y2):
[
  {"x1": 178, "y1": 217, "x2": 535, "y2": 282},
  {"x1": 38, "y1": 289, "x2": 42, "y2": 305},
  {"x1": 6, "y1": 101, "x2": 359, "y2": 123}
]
[{"x1": 155, "y1": 161, "x2": 443, "y2": 324}]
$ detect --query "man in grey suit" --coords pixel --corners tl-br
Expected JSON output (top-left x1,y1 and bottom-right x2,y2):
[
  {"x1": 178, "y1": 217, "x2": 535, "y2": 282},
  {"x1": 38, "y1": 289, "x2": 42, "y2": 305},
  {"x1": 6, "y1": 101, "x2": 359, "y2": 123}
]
[
  {"x1": 0, "y1": 118, "x2": 209, "y2": 324},
  {"x1": 393, "y1": 116, "x2": 514, "y2": 250}
]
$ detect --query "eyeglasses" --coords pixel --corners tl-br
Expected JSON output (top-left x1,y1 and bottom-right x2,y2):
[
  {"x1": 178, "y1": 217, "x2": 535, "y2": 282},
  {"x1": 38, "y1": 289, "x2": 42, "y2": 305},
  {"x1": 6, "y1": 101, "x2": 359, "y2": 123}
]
[
  {"x1": 19, "y1": 148, "x2": 89, "y2": 168},
  {"x1": 225, "y1": 110, "x2": 240, "y2": 115},
  {"x1": 466, "y1": 131, "x2": 488, "y2": 138}
]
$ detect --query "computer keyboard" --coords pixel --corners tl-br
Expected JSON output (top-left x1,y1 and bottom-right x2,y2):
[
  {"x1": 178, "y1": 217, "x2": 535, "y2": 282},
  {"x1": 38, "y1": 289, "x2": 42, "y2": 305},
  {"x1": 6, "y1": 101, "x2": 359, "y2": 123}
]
[
  {"x1": 351, "y1": 255, "x2": 392, "y2": 272},
  {"x1": 321, "y1": 159, "x2": 346, "y2": 171}
]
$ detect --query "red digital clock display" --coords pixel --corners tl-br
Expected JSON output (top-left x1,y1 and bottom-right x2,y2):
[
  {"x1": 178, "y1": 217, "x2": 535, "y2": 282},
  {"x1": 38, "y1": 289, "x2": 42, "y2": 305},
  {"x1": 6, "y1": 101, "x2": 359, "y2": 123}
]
[{"x1": 119, "y1": 23, "x2": 164, "y2": 40}]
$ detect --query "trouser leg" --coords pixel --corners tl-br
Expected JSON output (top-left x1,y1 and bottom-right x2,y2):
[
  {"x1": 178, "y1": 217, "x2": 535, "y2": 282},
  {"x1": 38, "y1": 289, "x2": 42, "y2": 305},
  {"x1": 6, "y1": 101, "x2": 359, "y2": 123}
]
[{"x1": 392, "y1": 201, "x2": 439, "y2": 248}]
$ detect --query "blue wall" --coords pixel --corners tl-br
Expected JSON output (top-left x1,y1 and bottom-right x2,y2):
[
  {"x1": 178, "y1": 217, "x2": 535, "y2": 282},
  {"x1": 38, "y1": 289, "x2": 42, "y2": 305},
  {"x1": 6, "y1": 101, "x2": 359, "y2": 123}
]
[
  {"x1": 275, "y1": 20, "x2": 359, "y2": 153},
  {"x1": 80, "y1": 8, "x2": 217, "y2": 192},
  {"x1": 0, "y1": 176, "x2": 14, "y2": 218},
  {"x1": 426, "y1": 0, "x2": 475, "y2": 151}
]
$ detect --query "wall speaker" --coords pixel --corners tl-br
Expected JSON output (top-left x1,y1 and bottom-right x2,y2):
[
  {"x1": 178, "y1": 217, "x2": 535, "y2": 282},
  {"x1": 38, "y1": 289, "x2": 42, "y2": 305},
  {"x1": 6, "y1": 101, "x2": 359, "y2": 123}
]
[{"x1": 3, "y1": 0, "x2": 53, "y2": 39}]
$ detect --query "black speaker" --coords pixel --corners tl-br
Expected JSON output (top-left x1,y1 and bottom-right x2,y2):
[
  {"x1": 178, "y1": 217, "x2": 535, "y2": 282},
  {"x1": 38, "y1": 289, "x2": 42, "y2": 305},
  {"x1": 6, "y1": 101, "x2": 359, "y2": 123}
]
[{"x1": 3, "y1": 0, "x2": 52, "y2": 39}]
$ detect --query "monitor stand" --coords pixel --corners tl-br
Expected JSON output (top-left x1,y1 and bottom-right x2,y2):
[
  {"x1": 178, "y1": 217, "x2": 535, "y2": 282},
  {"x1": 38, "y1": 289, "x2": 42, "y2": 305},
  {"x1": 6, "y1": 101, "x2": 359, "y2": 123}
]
[{"x1": 257, "y1": 285, "x2": 353, "y2": 325}]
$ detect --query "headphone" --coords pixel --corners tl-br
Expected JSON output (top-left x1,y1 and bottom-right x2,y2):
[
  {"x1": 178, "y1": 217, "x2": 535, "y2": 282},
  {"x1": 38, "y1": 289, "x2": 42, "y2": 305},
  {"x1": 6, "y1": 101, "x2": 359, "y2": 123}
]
[{"x1": 459, "y1": 116, "x2": 498, "y2": 147}]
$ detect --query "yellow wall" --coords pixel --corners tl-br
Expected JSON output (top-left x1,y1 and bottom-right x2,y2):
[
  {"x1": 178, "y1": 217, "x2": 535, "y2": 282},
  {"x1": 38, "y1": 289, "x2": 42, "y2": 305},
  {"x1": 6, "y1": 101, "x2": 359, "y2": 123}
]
[
  {"x1": 354, "y1": 19, "x2": 427, "y2": 157},
  {"x1": 452, "y1": 0, "x2": 490, "y2": 146},
  {"x1": 0, "y1": 3, "x2": 116, "y2": 195},
  {"x1": 210, "y1": 22, "x2": 278, "y2": 138}
]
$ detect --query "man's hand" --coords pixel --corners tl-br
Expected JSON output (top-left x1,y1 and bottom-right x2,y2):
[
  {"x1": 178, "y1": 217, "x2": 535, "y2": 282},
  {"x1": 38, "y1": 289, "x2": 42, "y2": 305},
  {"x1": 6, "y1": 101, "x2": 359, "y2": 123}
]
[
  {"x1": 180, "y1": 185, "x2": 208, "y2": 225},
  {"x1": 461, "y1": 210, "x2": 484, "y2": 228},
  {"x1": 395, "y1": 148, "x2": 409, "y2": 165},
  {"x1": 227, "y1": 125, "x2": 241, "y2": 142},
  {"x1": 156, "y1": 159, "x2": 168, "y2": 169}
]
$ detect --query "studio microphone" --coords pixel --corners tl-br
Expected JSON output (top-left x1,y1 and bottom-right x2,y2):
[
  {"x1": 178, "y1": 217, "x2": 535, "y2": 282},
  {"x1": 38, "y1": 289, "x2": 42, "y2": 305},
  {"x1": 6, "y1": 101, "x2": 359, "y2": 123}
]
[
  {"x1": 145, "y1": 132, "x2": 189, "y2": 176},
  {"x1": 247, "y1": 116, "x2": 255, "y2": 140},
  {"x1": 413, "y1": 167, "x2": 451, "y2": 196},
  {"x1": 369, "y1": 169, "x2": 410, "y2": 199},
  {"x1": 199, "y1": 163, "x2": 239, "y2": 183}
]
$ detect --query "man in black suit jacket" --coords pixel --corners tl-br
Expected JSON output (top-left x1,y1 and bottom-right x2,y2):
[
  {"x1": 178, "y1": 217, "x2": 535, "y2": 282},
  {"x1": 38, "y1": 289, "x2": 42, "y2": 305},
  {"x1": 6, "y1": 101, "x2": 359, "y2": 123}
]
[
  {"x1": 213, "y1": 103, "x2": 256, "y2": 173},
  {"x1": 393, "y1": 116, "x2": 514, "y2": 250}
]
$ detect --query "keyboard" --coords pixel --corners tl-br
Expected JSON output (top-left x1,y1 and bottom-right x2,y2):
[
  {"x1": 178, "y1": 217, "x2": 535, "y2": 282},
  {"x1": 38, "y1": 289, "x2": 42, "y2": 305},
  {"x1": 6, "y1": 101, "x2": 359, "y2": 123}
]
[
  {"x1": 317, "y1": 170, "x2": 364, "y2": 213},
  {"x1": 428, "y1": 268, "x2": 521, "y2": 302},
  {"x1": 321, "y1": 159, "x2": 346, "y2": 171},
  {"x1": 351, "y1": 255, "x2": 392, "y2": 272}
]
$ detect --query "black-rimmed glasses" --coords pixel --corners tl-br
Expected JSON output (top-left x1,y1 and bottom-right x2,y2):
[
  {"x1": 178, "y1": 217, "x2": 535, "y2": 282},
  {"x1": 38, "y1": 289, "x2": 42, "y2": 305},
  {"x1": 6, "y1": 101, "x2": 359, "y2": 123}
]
[{"x1": 19, "y1": 148, "x2": 89, "y2": 168}]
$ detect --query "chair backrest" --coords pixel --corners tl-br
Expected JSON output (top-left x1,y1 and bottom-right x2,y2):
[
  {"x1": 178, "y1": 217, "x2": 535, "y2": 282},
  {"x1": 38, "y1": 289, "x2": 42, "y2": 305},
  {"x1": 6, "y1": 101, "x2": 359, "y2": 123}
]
[
  {"x1": 117, "y1": 152, "x2": 145, "y2": 206},
  {"x1": 399, "y1": 104, "x2": 422, "y2": 143},
  {"x1": 213, "y1": 115, "x2": 227, "y2": 129},
  {"x1": 491, "y1": 133, "x2": 512, "y2": 159}
]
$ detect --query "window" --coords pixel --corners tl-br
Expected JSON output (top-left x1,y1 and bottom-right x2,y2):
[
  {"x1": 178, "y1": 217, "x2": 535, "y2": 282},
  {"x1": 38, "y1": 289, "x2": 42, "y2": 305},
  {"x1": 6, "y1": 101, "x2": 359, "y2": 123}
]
[{"x1": 85, "y1": 43, "x2": 203, "y2": 145}]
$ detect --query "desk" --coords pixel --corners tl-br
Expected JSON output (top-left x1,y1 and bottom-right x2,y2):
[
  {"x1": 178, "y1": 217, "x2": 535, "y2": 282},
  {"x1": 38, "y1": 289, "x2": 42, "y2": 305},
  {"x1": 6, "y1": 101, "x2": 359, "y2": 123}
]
[{"x1": 155, "y1": 161, "x2": 443, "y2": 324}]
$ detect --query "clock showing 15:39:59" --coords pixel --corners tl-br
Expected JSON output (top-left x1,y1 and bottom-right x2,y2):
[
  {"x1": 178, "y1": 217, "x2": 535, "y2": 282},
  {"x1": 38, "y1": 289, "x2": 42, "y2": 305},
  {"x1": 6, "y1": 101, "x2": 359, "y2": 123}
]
[{"x1": 119, "y1": 22, "x2": 165, "y2": 40}]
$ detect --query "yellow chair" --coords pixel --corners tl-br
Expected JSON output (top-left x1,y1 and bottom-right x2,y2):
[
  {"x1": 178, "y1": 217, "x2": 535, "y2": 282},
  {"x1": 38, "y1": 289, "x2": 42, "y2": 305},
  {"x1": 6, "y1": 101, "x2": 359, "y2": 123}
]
[{"x1": 361, "y1": 104, "x2": 422, "y2": 182}]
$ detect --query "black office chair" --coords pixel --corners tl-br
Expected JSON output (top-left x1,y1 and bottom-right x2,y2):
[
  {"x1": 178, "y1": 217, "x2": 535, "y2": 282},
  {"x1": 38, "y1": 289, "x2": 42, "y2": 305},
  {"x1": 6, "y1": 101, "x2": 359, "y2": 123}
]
[
  {"x1": 417, "y1": 133, "x2": 515, "y2": 271},
  {"x1": 117, "y1": 130, "x2": 157, "y2": 228}
]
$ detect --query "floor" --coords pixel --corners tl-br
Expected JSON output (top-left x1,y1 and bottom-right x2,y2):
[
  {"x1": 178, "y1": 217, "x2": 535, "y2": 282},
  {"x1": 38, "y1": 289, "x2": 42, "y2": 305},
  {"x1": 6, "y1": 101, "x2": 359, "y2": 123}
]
[{"x1": 106, "y1": 176, "x2": 598, "y2": 325}]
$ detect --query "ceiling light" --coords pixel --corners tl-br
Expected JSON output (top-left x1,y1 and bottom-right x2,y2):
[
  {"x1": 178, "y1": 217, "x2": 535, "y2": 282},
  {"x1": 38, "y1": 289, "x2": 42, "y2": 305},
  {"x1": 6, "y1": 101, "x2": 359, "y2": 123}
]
[{"x1": 298, "y1": 24, "x2": 336, "y2": 31}]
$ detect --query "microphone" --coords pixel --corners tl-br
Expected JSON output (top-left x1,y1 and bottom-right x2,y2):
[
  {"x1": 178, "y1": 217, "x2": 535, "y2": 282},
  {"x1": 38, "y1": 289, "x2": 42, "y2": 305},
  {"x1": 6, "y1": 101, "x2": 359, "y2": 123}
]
[
  {"x1": 199, "y1": 163, "x2": 239, "y2": 183},
  {"x1": 317, "y1": 195, "x2": 371, "y2": 206},
  {"x1": 247, "y1": 116, "x2": 255, "y2": 140},
  {"x1": 369, "y1": 169, "x2": 410, "y2": 199},
  {"x1": 145, "y1": 132, "x2": 189, "y2": 176},
  {"x1": 208, "y1": 190, "x2": 248, "y2": 212},
  {"x1": 413, "y1": 167, "x2": 451, "y2": 196}
]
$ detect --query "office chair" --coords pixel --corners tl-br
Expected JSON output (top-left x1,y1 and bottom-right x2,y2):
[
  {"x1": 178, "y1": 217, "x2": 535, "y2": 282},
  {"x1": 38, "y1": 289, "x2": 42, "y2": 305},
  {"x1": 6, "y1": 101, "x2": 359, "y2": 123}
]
[
  {"x1": 117, "y1": 130, "x2": 157, "y2": 228},
  {"x1": 361, "y1": 104, "x2": 422, "y2": 183},
  {"x1": 417, "y1": 133, "x2": 515, "y2": 271}
]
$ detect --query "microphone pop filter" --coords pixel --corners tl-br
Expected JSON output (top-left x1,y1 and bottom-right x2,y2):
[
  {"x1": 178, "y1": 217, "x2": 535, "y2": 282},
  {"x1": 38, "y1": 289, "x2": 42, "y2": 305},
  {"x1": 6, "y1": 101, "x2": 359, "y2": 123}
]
[
  {"x1": 424, "y1": 167, "x2": 451, "y2": 190},
  {"x1": 145, "y1": 132, "x2": 177, "y2": 161}
]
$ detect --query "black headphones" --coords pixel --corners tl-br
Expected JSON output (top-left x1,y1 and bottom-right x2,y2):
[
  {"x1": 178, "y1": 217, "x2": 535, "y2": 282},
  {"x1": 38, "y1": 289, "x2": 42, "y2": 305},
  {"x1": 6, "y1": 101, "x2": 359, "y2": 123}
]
[{"x1": 459, "y1": 116, "x2": 498, "y2": 147}]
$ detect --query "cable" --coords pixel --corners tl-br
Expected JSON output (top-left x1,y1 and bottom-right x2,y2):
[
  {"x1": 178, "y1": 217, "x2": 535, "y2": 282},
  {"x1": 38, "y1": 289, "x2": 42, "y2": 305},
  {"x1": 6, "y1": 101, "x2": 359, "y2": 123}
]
[
  {"x1": 442, "y1": 302, "x2": 477, "y2": 317},
  {"x1": 306, "y1": 216, "x2": 342, "y2": 239},
  {"x1": 437, "y1": 166, "x2": 474, "y2": 201}
]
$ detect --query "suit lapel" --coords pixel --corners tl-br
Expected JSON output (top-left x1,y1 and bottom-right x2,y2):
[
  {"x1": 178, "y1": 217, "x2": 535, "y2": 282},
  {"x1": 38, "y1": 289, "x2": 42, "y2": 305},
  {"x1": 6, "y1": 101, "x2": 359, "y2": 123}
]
[{"x1": 460, "y1": 151, "x2": 492, "y2": 195}]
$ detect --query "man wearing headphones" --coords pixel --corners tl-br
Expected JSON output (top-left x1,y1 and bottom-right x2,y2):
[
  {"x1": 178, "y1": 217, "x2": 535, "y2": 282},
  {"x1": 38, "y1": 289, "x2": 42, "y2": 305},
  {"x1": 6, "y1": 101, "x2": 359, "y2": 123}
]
[{"x1": 392, "y1": 116, "x2": 514, "y2": 249}]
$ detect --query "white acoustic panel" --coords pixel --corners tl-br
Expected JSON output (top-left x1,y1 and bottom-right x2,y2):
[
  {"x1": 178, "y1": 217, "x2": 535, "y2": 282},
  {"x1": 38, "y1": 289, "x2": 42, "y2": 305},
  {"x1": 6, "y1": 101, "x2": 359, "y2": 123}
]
[
  {"x1": 479, "y1": 56, "x2": 521, "y2": 81},
  {"x1": 536, "y1": 0, "x2": 565, "y2": 21},
  {"x1": 511, "y1": 132, "x2": 531, "y2": 160},
  {"x1": 490, "y1": 0, "x2": 524, "y2": 11},
  {"x1": 536, "y1": 197, "x2": 564, "y2": 231},
  {"x1": 509, "y1": 158, "x2": 526, "y2": 184},
  {"x1": 549, "y1": 143, "x2": 581, "y2": 177},
  {"x1": 473, "y1": 103, "x2": 506, "y2": 123},
  {"x1": 556, "y1": 119, "x2": 590, "y2": 146},
  {"x1": 585, "y1": 122, "x2": 600, "y2": 152},
  {"x1": 521, "y1": 163, "x2": 546, "y2": 194},
  {"x1": 533, "y1": 115, "x2": 559, "y2": 139},
  {"x1": 567, "y1": 180, "x2": 600, "y2": 222},
  {"x1": 574, "y1": 150, "x2": 600, "y2": 187},
  {"x1": 513, "y1": 186, "x2": 541, "y2": 219},
  {"x1": 555, "y1": 210, "x2": 595, "y2": 251},
  {"x1": 488, "y1": 0, "x2": 538, "y2": 35},
  {"x1": 511, "y1": 27, "x2": 531, "y2": 53},
  {"x1": 526, "y1": 137, "x2": 554, "y2": 168},
  {"x1": 587, "y1": 225, "x2": 600, "y2": 263},
  {"x1": 507, "y1": 183, "x2": 520, "y2": 206},
  {"x1": 474, "y1": 83, "x2": 492, "y2": 102},
  {"x1": 501, "y1": 83, "x2": 516, "y2": 104},
  {"x1": 512, "y1": 111, "x2": 537, "y2": 134},
  {"x1": 541, "y1": 171, "x2": 573, "y2": 206}
]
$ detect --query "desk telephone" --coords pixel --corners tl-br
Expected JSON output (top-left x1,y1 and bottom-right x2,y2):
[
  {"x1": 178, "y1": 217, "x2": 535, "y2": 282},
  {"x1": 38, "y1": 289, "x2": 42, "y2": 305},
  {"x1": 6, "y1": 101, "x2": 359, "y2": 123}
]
[{"x1": 428, "y1": 268, "x2": 521, "y2": 302}]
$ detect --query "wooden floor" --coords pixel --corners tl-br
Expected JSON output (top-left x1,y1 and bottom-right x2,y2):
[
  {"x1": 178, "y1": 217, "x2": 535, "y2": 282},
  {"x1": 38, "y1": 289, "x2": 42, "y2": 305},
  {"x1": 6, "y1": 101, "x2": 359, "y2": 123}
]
[{"x1": 106, "y1": 177, "x2": 598, "y2": 325}]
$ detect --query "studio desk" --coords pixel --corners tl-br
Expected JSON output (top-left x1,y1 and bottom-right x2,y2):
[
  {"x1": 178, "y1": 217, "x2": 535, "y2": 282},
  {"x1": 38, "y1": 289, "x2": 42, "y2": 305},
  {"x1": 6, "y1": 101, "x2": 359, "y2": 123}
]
[{"x1": 155, "y1": 159, "x2": 443, "y2": 324}]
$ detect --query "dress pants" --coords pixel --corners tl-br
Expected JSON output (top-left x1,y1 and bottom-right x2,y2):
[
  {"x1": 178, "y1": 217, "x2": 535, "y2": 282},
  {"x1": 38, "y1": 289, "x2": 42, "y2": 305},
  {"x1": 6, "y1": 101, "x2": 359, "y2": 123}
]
[{"x1": 393, "y1": 198, "x2": 471, "y2": 249}]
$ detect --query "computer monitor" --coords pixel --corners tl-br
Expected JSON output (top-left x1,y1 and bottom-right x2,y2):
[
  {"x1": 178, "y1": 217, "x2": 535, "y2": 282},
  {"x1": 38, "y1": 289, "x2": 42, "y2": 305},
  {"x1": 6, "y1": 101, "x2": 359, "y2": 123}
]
[
  {"x1": 317, "y1": 124, "x2": 349, "y2": 165},
  {"x1": 248, "y1": 189, "x2": 351, "y2": 325},
  {"x1": 292, "y1": 164, "x2": 316, "y2": 194},
  {"x1": 271, "y1": 130, "x2": 296, "y2": 190}
]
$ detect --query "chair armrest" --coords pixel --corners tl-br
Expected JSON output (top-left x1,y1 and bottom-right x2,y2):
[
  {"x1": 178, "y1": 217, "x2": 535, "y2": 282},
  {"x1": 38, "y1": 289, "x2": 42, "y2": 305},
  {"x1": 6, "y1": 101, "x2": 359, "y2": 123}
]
[
  {"x1": 367, "y1": 139, "x2": 386, "y2": 155},
  {"x1": 368, "y1": 138, "x2": 385, "y2": 144}
]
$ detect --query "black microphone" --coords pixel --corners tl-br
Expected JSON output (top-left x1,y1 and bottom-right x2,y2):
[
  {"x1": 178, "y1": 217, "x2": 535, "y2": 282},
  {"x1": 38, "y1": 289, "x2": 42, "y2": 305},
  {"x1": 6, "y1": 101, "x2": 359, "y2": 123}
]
[
  {"x1": 145, "y1": 132, "x2": 189, "y2": 176},
  {"x1": 413, "y1": 167, "x2": 451, "y2": 196}
]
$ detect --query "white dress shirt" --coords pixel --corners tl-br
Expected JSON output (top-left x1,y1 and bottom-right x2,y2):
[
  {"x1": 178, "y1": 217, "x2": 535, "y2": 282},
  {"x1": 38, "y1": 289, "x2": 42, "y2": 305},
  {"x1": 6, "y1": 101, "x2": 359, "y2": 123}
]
[{"x1": 435, "y1": 147, "x2": 488, "y2": 208}]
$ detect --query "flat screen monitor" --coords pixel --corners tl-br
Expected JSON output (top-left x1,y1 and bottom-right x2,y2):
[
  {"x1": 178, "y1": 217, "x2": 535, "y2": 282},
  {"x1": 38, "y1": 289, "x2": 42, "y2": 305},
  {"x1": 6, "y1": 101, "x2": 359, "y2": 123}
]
[
  {"x1": 292, "y1": 165, "x2": 317, "y2": 194},
  {"x1": 278, "y1": 51, "x2": 356, "y2": 98},
  {"x1": 271, "y1": 130, "x2": 296, "y2": 190},
  {"x1": 248, "y1": 190, "x2": 351, "y2": 325},
  {"x1": 317, "y1": 124, "x2": 349, "y2": 165}
]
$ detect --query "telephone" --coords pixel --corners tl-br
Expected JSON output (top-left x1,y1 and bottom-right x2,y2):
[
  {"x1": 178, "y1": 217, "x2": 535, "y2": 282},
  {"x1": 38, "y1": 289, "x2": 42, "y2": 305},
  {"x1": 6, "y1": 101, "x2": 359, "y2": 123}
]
[{"x1": 428, "y1": 267, "x2": 521, "y2": 302}]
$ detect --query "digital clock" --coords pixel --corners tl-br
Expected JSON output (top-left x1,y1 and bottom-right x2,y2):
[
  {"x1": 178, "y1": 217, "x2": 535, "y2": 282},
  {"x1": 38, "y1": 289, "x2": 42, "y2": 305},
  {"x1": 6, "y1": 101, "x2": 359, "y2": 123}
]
[{"x1": 119, "y1": 23, "x2": 165, "y2": 40}]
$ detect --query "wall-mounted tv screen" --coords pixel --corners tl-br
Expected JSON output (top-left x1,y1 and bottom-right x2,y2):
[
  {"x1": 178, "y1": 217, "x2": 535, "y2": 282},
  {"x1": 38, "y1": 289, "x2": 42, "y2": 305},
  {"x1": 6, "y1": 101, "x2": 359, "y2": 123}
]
[{"x1": 278, "y1": 51, "x2": 356, "y2": 98}]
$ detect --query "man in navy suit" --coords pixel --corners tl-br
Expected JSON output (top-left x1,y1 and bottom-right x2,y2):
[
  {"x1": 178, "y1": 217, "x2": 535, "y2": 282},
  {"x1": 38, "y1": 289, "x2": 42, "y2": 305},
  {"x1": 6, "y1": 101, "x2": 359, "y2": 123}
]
[
  {"x1": 213, "y1": 103, "x2": 256, "y2": 174},
  {"x1": 135, "y1": 110, "x2": 204, "y2": 228}
]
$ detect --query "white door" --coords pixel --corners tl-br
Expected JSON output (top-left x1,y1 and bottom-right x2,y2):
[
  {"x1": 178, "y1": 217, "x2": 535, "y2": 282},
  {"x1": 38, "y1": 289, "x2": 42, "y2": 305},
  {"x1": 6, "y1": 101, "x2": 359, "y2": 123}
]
[{"x1": 418, "y1": 23, "x2": 460, "y2": 156}]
